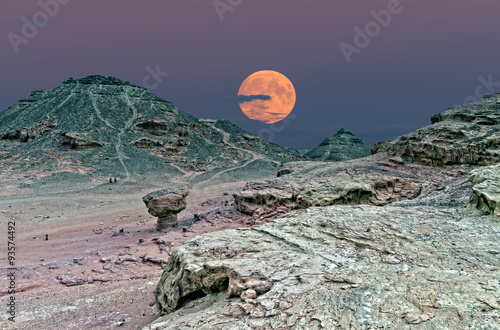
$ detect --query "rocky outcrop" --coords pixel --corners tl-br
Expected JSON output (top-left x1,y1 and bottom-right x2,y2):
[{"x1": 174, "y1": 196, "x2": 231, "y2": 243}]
[
  {"x1": 132, "y1": 137, "x2": 164, "y2": 149},
  {"x1": 60, "y1": 132, "x2": 104, "y2": 150},
  {"x1": 372, "y1": 94, "x2": 500, "y2": 166},
  {"x1": 0, "y1": 116, "x2": 56, "y2": 142},
  {"x1": 147, "y1": 196, "x2": 499, "y2": 329},
  {"x1": 143, "y1": 188, "x2": 189, "y2": 230},
  {"x1": 306, "y1": 128, "x2": 371, "y2": 161},
  {"x1": 468, "y1": 163, "x2": 500, "y2": 217},
  {"x1": 233, "y1": 153, "x2": 469, "y2": 220},
  {"x1": 134, "y1": 120, "x2": 174, "y2": 136}
]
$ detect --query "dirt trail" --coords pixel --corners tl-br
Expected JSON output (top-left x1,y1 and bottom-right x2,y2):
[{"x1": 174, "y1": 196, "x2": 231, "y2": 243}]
[
  {"x1": 202, "y1": 125, "x2": 264, "y2": 182},
  {"x1": 118, "y1": 87, "x2": 146, "y2": 181}
]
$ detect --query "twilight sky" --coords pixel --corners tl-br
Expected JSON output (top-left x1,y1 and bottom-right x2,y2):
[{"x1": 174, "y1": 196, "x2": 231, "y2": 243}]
[{"x1": 2, "y1": 0, "x2": 500, "y2": 150}]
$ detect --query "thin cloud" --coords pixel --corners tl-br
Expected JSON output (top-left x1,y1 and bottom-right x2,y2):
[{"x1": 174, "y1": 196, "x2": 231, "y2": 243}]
[
  {"x1": 238, "y1": 94, "x2": 272, "y2": 103},
  {"x1": 224, "y1": 94, "x2": 272, "y2": 105}
]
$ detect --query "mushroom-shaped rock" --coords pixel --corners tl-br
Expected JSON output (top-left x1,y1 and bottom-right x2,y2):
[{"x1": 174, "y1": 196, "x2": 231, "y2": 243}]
[{"x1": 143, "y1": 188, "x2": 189, "y2": 231}]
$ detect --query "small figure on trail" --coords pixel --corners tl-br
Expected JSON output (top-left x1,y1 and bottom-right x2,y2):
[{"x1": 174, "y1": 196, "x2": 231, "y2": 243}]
[
  {"x1": 109, "y1": 178, "x2": 113, "y2": 184},
  {"x1": 114, "y1": 177, "x2": 117, "y2": 184},
  {"x1": 45, "y1": 234, "x2": 48, "y2": 241}
]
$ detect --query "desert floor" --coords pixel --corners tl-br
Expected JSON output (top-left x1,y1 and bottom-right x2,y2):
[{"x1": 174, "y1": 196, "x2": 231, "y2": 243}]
[{"x1": 0, "y1": 173, "x2": 265, "y2": 329}]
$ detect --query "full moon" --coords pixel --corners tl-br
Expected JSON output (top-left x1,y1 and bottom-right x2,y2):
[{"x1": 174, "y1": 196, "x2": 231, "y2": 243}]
[{"x1": 238, "y1": 70, "x2": 296, "y2": 124}]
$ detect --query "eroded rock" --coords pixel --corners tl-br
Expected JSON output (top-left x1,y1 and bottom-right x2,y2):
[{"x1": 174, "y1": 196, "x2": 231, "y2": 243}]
[
  {"x1": 0, "y1": 116, "x2": 56, "y2": 142},
  {"x1": 131, "y1": 137, "x2": 163, "y2": 149},
  {"x1": 233, "y1": 154, "x2": 469, "y2": 219},
  {"x1": 468, "y1": 163, "x2": 500, "y2": 217},
  {"x1": 134, "y1": 120, "x2": 174, "y2": 136},
  {"x1": 143, "y1": 188, "x2": 189, "y2": 230},
  {"x1": 60, "y1": 132, "x2": 104, "y2": 150}
]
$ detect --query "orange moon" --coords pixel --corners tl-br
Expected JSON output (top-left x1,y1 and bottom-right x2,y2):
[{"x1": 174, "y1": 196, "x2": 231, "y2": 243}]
[{"x1": 238, "y1": 70, "x2": 296, "y2": 124}]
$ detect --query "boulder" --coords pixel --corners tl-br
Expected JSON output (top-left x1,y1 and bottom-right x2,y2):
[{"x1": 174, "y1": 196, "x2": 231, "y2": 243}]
[
  {"x1": 468, "y1": 163, "x2": 500, "y2": 217},
  {"x1": 143, "y1": 188, "x2": 189, "y2": 230}
]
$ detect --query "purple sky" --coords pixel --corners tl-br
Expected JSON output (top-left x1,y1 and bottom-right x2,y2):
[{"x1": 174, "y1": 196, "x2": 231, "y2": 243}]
[{"x1": 2, "y1": 0, "x2": 500, "y2": 149}]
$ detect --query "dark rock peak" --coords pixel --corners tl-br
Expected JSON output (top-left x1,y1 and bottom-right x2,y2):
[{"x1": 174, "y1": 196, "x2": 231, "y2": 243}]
[
  {"x1": 335, "y1": 128, "x2": 355, "y2": 136},
  {"x1": 319, "y1": 128, "x2": 361, "y2": 146},
  {"x1": 306, "y1": 128, "x2": 370, "y2": 161},
  {"x1": 63, "y1": 75, "x2": 133, "y2": 87}
]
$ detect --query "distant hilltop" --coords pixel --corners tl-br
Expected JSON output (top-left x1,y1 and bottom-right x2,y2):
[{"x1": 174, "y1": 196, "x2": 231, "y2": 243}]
[{"x1": 306, "y1": 128, "x2": 371, "y2": 161}]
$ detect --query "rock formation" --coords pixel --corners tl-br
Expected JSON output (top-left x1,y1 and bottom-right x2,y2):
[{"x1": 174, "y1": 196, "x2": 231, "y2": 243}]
[
  {"x1": 148, "y1": 193, "x2": 499, "y2": 329},
  {"x1": 0, "y1": 115, "x2": 56, "y2": 142},
  {"x1": 143, "y1": 188, "x2": 189, "y2": 230},
  {"x1": 306, "y1": 128, "x2": 371, "y2": 161},
  {"x1": 60, "y1": 132, "x2": 105, "y2": 150},
  {"x1": 372, "y1": 94, "x2": 500, "y2": 166},
  {"x1": 233, "y1": 153, "x2": 470, "y2": 220},
  {"x1": 468, "y1": 163, "x2": 500, "y2": 217}
]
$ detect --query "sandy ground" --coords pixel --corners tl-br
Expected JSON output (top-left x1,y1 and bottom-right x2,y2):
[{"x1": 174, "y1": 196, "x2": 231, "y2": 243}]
[{"x1": 0, "y1": 175, "x2": 266, "y2": 329}]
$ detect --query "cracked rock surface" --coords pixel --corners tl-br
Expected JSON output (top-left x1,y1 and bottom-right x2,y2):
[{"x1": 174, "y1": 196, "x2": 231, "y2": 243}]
[{"x1": 146, "y1": 186, "x2": 499, "y2": 329}]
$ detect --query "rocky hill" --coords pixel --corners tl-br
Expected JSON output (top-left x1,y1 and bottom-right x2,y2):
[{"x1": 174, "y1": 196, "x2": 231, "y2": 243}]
[
  {"x1": 372, "y1": 94, "x2": 500, "y2": 166},
  {"x1": 0, "y1": 75, "x2": 305, "y2": 190},
  {"x1": 306, "y1": 128, "x2": 371, "y2": 161}
]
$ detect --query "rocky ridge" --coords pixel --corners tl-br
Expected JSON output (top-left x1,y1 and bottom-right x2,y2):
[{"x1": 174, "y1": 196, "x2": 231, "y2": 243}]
[{"x1": 372, "y1": 94, "x2": 500, "y2": 166}]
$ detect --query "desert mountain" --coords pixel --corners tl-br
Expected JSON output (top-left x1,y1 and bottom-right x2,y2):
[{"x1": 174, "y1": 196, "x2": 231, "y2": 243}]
[
  {"x1": 306, "y1": 128, "x2": 371, "y2": 161},
  {"x1": 372, "y1": 94, "x2": 500, "y2": 166},
  {"x1": 0, "y1": 75, "x2": 305, "y2": 190}
]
